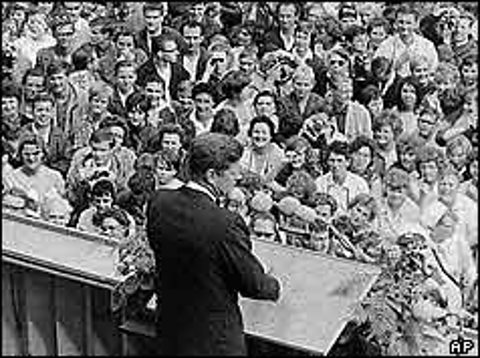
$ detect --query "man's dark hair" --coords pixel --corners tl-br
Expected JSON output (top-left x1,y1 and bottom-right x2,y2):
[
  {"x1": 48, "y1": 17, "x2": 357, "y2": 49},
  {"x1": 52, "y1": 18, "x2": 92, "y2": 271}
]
[
  {"x1": 46, "y1": 60, "x2": 70, "y2": 77},
  {"x1": 99, "y1": 115, "x2": 129, "y2": 133},
  {"x1": 125, "y1": 92, "x2": 150, "y2": 114},
  {"x1": 338, "y1": 4, "x2": 357, "y2": 20},
  {"x1": 395, "y1": 4, "x2": 418, "y2": 20},
  {"x1": 327, "y1": 140, "x2": 350, "y2": 159},
  {"x1": 343, "y1": 24, "x2": 367, "y2": 44},
  {"x1": 22, "y1": 66, "x2": 46, "y2": 85},
  {"x1": 153, "y1": 148, "x2": 181, "y2": 171},
  {"x1": 276, "y1": 2, "x2": 301, "y2": 17},
  {"x1": 114, "y1": 60, "x2": 137, "y2": 76},
  {"x1": 89, "y1": 17, "x2": 113, "y2": 34},
  {"x1": 113, "y1": 28, "x2": 137, "y2": 46},
  {"x1": 367, "y1": 17, "x2": 391, "y2": 35},
  {"x1": 211, "y1": 108, "x2": 240, "y2": 137},
  {"x1": 91, "y1": 178, "x2": 116, "y2": 200},
  {"x1": 253, "y1": 90, "x2": 277, "y2": 108},
  {"x1": 220, "y1": 71, "x2": 251, "y2": 100},
  {"x1": 89, "y1": 128, "x2": 115, "y2": 148},
  {"x1": 192, "y1": 82, "x2": 215, "y2": 100},
  {"x1": 151, "y1": 34, "x2": 177, "y2": 55},
  {"x1": 349, "y1": 135, "x2": 377, "y2": 157},
  {"x1": 127, "y1": 171, "x2": 156, "y2": 196},
  {"x1": 32, "y1": 93, "x2": 55, "y2": 108},
  {"x1": 186, "y1": 133, "x2": 243, "y2": 180},
  {"x1": 146, "y1": 123, "x2": 185, "y2": 153},
  {"x1": 143, "y1": 2, "x2": 166, "y2": 15},
  {"x1": 2, "y1": 81, "x2": 21, "y2": 102},
  {"x1": 358, "y1": 84, "x2": 381, "y2": 107},
  {"x1": 50, "y1": 12, "x2": 74, "y2": 33},
  {"x1": 181, "y1": 20, "x2": 204, "y2": 36},
  {"x1": 71, "y1": 47, "x2": 94, "y2": 71}
]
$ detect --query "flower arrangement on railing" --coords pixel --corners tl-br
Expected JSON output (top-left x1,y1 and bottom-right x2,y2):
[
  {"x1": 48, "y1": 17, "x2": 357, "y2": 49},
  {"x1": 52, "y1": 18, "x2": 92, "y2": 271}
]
[
  {"x1": 111, "y1": 228, "x2": 156, "y2": 321},
  {"x1": 347, "y1": 232, "x2": 478, "y2": 355}
]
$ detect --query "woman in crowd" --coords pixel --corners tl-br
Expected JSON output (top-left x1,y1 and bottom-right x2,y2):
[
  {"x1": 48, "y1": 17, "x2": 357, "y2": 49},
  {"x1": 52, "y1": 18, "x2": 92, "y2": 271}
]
[
  {"x1": 372, "y1": 109, "x2": 403, "y2": 171},
  {"x1": 348, "y1": 135, "x2": 384, "y2": 198},
  {"x1": 4, "y1": 134, "x2": 65, "y2": 218},
  {"x1": 215, "y1": 70, "x2": 255, "y2": 144},
  {"x1": 239, "y1": 115, "x2": 285, "y2": 184},
  {"x1": 389, "y1": 76, "x2": 421, "y2": 136}
]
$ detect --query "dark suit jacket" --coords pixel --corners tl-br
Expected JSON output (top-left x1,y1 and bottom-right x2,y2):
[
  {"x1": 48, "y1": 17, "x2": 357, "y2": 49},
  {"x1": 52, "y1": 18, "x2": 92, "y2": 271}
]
[
  {"x1": 107, "y1": 85, "x2": 142, "y2": 119},
  {"x1": 18, "y1": 123, "x2": 71, "y2": 176},
  {"x1": 147, "y1": 185, "x2": 280, "y2": 355},
  {"x1": 136, "y1": 59, "x2": 190, "y2": 101},
  {"x1": 261, "y1": 27, "x2": 290, "y2": 56},
  {"x1": 276, "y1": 92, "x2": 326, "y2": 143},
  {"x1": 135, "y1": 27, "x2": 187, "y2": 57},
  {"x1": 179, "y1": 47, "x2": 209, "y2": 82}
]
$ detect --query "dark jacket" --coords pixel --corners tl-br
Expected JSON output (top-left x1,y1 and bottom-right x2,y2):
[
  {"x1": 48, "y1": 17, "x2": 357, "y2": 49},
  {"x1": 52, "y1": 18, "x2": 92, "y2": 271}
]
[
  {"x1": 146, "y1": 185, "x2": 280, "y2": 355},
  {"x1": 179, "y1": 46, "x2": 209, "y2": 82},
  {"x1": 136, "y1": 59, "x2": 190, "y2": 101},
  {"x1": 276, "y1": 91, "x2": 326, "y2": 143},
  {"x1": 135, "y1": 27, "x2": 187, "y2": 57},
  {"x1": 107, "y1": 85, "x2": 142, "y2": 119}
]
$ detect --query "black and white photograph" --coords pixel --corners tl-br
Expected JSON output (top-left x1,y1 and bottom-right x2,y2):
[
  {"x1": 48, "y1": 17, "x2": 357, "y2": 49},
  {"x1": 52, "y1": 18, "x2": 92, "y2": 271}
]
[{"x1": 2, "y1": 1, "x2": 478, "y2": 356}]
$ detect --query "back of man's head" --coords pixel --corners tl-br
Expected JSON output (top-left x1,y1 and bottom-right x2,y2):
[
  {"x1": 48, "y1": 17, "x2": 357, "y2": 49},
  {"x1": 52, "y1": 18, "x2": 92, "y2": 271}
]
[{"x1": 186, "y1": 133, "x2": 243, "y2": 181}]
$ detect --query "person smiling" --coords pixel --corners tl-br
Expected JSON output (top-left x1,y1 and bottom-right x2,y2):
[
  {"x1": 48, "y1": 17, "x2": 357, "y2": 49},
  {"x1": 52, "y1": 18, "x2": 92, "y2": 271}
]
[
  {"x1": 315, "y1": 140, "x2": 370, "y2": 213},
  {"x1": 8, "y1": 133, "x2": 66, "y2": 215},
  {"x1": 239, "y1": 115, "x2": 285, "y2": 184},
  {"x1": 19, "y1": 92, "x2": 71, "y2": 175}
]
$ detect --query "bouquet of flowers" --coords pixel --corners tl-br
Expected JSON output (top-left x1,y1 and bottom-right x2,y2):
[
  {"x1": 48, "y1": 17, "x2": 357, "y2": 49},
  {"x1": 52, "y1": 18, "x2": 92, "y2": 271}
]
[
  {"x1": 348, "y1": 232, "x2": 477, "y2": 355},
  {"x1": 111, "y1": 228, "x2": 156, "y2": 320}
]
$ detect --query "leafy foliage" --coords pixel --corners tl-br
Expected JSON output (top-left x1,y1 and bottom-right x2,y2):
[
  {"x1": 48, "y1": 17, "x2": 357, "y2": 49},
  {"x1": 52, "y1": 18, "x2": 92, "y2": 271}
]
[
  {"x1": 111, "y1": 228, "x2": 156, "y2": 319},
  {"x1": 349, "y1": 233, "x2": 477, "y2": 355}
]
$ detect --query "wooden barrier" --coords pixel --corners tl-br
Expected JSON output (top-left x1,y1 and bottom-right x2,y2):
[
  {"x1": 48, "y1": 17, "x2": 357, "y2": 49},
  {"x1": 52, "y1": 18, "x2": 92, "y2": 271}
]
[
  {"x1": 2, "y1": 262, "x2": 123, "y2": 356},
  {"x1": 2, "y1": 211, "x2": 123, "y2": 356}
]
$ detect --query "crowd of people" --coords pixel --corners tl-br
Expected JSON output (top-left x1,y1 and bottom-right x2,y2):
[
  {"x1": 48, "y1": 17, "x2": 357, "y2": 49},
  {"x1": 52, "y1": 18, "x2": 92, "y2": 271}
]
[{"x1": 1, "y1": 1, "x2": 478, "y2": 350}]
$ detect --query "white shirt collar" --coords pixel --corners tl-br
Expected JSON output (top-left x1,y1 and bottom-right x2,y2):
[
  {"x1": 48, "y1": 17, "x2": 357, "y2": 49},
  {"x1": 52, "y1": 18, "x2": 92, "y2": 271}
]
[{"x1": 185, "y1": 181, "x2": 216, "y2": 202}]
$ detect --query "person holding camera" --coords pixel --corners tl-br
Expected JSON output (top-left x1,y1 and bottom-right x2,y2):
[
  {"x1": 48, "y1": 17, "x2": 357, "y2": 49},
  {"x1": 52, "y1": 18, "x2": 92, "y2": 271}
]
[{"x1": 276, "y1": 65, "x2": 326, "y2": 144}]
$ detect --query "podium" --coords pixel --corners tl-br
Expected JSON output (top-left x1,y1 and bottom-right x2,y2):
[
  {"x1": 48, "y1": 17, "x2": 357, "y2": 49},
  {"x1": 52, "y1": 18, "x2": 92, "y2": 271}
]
[{"x1": 3, "y1": 211, "x2": 381, "y2": 355}]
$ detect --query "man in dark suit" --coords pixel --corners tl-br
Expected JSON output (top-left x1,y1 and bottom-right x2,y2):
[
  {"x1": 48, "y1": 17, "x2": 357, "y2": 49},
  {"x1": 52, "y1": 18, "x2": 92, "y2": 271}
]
[
  {"x1": 260, "y1": 2, "x2": 300, "y2": 57},
  {"x1": 135, "y1": 2, "x2": 187, "y2": 57},
  {"x1": 147, "y1": 133, "x2": 281, "y2": 355},
  {"x1": 136, "y1": 36, "x2": 190, "y2": 102},
  {"x1": 179, "y1": 21, "x2": 209, "y2": 82},
  {"x1": 276, "y1": 66, "x2": 326, "y2": 143}
]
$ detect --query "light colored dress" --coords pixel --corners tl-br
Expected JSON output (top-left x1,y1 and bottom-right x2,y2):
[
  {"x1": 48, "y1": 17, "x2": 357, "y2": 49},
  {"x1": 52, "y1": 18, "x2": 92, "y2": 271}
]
[{"x1": 239, "y1": 142, "x2": 285, "y2": 184}]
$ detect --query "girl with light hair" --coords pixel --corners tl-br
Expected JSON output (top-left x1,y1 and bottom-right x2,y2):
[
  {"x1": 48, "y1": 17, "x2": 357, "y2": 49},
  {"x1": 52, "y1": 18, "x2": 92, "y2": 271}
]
[
  {"x1": 445, "y1": 134, "x2": 473, "y2": 181},
  {"x1": 409, "y1": 53, "x2": 435, "y2": 89},
  {"x1": 433, "y1": 61, "x2": 461, "y2": 94}
]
